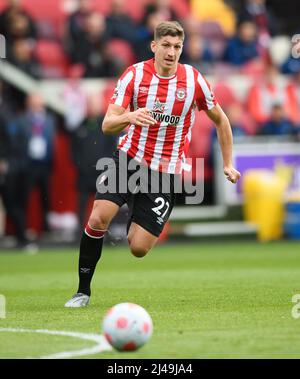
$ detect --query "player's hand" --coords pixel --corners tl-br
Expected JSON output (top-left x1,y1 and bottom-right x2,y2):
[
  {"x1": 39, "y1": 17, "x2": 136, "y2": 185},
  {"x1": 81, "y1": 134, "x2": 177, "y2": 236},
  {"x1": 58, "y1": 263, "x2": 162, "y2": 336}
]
[
  {"x1": 224, "y1": 166, "x2": 241, "y2": 184},
  {"x1": 128, "y1": 108, "x2": 156, "y2": 127}
]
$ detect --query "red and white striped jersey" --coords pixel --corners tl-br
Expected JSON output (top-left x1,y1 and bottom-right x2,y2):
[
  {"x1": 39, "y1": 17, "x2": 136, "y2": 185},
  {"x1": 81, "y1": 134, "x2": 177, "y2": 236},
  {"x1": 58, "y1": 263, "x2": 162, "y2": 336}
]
[{"x1": 110, "y1": 58, "x2": 217, "y2": 174}]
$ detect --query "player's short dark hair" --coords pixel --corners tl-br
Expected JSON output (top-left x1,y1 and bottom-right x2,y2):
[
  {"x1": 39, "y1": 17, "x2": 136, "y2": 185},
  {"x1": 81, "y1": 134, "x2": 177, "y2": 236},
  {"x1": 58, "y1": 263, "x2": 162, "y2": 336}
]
[{"x1": 154, "y1": 21, "x2": 185, "y2": 42}]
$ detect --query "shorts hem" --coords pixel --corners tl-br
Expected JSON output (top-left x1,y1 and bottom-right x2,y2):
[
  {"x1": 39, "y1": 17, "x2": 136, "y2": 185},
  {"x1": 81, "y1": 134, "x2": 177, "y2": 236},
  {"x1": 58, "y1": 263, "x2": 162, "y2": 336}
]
[
  {"x1": 95, "y1": 193, "x2": 125, "y2": 207},
  {"x1": 130, "y1": 214, "x2": 161, "y2": 238}
]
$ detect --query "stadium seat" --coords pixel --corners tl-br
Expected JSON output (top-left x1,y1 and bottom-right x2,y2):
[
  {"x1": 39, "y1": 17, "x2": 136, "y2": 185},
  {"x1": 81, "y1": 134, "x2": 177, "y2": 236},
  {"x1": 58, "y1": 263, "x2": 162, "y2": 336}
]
[
  {"x1": 25, "y1": 0, "x2": 65, "y2": 37},
  {"x1": 0, "y1": 0, "x2": 190, "y2": 36},
  {"x1": 240, "y1": 59, "x2": 266, "y2": 78},
  {"x1": 0, "y1": 0, "x2": 66, "y2": 37},
  {"x1": 35, "y1": 40, "x2": 70, "y2": 78},
  {"x1": 107, "y1": 38, "x2": 136, "y2": 68},
  {"x1": 170, "y1": 0, "x2": 191, "y2": 20},
  {"x1": 92, "y1": 0, "x2": 190, "y2": 22},
  {"x1": 0, "y1": 0, "x2": 6, "y2": 11},
  {"x1": 213, "y1": 81, "x2": 237, "y2": 108},
  {"x1": 92, "y1": 0, "x2": 144, "y2": 21}
]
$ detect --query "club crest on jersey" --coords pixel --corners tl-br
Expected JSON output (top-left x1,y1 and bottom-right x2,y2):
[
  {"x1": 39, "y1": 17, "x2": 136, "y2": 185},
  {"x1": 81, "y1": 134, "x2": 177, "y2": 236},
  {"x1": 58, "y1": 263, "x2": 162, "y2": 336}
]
[
  {"x1": 153, "y1": 98, "x2": 165, "y2": 113},
  {"x1": 176, "y1": 88, "x2": 186, "y2": 101}
]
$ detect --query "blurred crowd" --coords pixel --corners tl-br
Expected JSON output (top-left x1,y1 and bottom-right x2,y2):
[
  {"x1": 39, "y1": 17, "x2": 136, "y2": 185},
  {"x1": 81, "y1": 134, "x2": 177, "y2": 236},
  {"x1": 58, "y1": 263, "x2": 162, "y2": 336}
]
[{"x1": 1, "y1": 0, "x2": 300, "y2": 248}]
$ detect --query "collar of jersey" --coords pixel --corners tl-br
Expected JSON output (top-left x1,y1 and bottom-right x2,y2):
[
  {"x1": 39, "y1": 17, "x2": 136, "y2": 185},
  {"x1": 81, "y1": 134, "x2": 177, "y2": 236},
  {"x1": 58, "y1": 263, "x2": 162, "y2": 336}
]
[{"x1": 151, "y1": 58, "x2": 177, "y2": 80}]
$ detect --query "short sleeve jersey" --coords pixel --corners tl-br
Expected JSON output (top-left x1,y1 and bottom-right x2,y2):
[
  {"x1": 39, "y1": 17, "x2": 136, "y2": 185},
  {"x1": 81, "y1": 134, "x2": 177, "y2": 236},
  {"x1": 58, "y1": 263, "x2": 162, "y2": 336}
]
[{"x1": 110, "y1": 58, "x2": 217, "y2": 174}]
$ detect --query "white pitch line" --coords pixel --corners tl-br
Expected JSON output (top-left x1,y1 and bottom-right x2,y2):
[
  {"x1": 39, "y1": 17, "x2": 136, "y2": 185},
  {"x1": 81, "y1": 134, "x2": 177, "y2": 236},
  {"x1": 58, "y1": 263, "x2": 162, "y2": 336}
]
[{"x1": 0, "y1": 328, "x2": 112, "y2": 359}]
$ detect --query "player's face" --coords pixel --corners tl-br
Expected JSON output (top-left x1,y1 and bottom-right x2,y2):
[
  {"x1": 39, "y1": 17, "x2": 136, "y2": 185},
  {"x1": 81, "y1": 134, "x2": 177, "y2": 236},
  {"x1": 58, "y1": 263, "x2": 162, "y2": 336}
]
[{"x1": 151, "y1": 35, "x2": 183, "y2": 76}]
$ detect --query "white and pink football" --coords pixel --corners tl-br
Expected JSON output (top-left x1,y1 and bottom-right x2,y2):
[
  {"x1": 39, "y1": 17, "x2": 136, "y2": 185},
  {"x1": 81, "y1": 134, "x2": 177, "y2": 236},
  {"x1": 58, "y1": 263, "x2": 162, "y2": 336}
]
[{"x1": 102, "y1": 303, "x2": 153, "y2": 351}]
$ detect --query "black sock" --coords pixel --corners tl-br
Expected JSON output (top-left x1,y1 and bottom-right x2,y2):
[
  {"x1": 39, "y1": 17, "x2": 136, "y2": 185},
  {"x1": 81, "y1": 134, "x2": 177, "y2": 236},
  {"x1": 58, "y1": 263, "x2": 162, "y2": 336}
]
[{"x1": 77, "y1": 225, "x2": 106, "y2": 296}]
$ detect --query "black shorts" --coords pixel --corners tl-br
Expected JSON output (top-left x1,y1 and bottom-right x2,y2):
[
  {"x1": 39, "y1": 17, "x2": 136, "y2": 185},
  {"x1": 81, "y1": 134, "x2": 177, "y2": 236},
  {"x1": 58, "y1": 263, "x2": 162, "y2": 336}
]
[{"x1": 95, "y1": 150, "x2": 176, "y2": 237}]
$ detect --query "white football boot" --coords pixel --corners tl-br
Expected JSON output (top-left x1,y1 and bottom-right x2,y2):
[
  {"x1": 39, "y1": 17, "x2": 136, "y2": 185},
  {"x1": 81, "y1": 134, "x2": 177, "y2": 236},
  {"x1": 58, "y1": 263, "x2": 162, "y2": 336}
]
[{"x1": 64, "y1": 293, "x2": 90, "y2": 308}]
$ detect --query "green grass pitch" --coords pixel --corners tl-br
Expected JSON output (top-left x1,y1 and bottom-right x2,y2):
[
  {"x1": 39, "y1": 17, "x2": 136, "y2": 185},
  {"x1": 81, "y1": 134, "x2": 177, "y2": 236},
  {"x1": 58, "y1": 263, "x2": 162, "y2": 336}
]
[{"x1": 0, "y1": 240, "x2": 300, "y2": 358}]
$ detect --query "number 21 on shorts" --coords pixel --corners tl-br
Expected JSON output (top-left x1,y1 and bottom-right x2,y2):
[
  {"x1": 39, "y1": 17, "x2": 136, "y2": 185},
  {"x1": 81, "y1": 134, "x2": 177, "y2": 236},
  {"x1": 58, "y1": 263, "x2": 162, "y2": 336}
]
[{"x1": 151, "y1": 197, "x2": 170, "y2": 219}]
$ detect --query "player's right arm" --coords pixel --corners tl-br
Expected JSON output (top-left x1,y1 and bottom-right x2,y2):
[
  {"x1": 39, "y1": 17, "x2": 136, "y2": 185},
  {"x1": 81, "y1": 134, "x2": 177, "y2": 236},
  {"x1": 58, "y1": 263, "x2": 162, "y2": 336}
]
[
  {"x1": 102, "y1": 65, "x2": 155, "y2": 135},
  {"x1": 102, "y1": 104, "x2": 156, "y2": 135}
]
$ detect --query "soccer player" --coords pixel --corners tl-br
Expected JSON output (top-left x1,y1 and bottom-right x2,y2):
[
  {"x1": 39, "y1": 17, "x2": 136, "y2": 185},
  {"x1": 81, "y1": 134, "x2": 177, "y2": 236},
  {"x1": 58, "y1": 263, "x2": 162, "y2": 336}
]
[{"x1": 65, "y1": 21, "x2": 241, "y2": 307}]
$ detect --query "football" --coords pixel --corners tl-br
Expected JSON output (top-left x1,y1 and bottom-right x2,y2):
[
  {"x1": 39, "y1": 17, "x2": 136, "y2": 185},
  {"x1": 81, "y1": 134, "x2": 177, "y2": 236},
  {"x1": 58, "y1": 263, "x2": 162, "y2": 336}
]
[{"x1": 102, "y1": 303, "x2": 153, "y2": 351}]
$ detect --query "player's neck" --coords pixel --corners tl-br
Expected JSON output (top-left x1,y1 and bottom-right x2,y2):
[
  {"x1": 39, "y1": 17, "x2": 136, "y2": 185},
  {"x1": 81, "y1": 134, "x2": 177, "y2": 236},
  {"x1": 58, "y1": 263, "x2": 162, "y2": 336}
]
[{"x1": 154, "y1": 60, "x2": 177, "y2": 78}]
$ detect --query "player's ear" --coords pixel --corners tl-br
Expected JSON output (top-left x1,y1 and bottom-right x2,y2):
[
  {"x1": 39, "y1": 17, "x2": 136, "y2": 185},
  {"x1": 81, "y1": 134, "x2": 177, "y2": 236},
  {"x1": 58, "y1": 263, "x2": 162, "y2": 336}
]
[{"x1": 150, "y1": 40, "x2": 156, "y2": 54}]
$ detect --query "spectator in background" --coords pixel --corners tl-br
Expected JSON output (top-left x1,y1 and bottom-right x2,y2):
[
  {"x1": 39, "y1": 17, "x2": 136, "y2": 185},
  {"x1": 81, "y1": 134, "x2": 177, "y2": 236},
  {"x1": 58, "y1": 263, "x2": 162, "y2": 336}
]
[
  {"x1": 1, "y1": 1, "x2": 40, "y2": 79},
  {"x1": 70, "y1": 94, "x2": 117, "y2": 228},
  {"x1": 0, "y1": 115, "x2": 9, "y2": 190},
  {"x1": 1, "y1": 103, "x2": 31, "y2": 248},
  {"x1": 281, "y1": 54, "x2": 300, "y2": 75},
  {"x1": 0, "y1": 0, "x2": 37, "y2": 43},
  {"x1": 259, "y1": 103, "x2": 296, "y2": 136},
  {"x1": 135, "y1": 7, "x2": 167, "y2": 62},
  {"x1": 16, "y1": 93, "x2": 56, "y2": 233},
  {"x1": 183, "y1": 16, "x2": 201, "y2": 38},
  {"x1": 0, "y1": 81, "x2": 12, "y2": 116},
  {"x1": 237, "y1": 0, "x2": 278, "y2": 59},
  {"x1": 63, "y1": 64, "x2": 87, "y2": 131},
  {"x1": 69, "y1": 12, "x2": 118, "y2": 77},
  {"x1": 223, "y1": 20, "x2": 259, "y2": 66},
  {"x1": 247, "y1": 64, "x2": 295, "y2": 126},
  {"x1": 0, "y1": 75, "x2": 25, "y2": 117},
  {"x1": 7, "y1": 38, "x2": 41, "y2": 79},
  {"x1": 105, "y1": 0, "x2": 138, "y2": 45},
  {"x1": 238, "y1": 0, "x2": 278, "y2": 37},
  {"x1": 281, "y1": 34, "x2": 300, "y2": 75},
  {"x1": 65, "y1": 0, "x2": 93, "y2": 43},
  {"x1": 152, "y1": 0, "x2": 179, "y2": 22},
  {"x1": 182, "y1": 34, "x2": 214, "y2": 75}
]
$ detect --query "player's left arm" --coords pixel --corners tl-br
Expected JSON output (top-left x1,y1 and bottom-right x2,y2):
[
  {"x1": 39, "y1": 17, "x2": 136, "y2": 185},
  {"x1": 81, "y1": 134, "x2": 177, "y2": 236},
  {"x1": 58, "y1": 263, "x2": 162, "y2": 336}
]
[{"x1": 205, "y1": 104, "x2": 241, "y2": 184}]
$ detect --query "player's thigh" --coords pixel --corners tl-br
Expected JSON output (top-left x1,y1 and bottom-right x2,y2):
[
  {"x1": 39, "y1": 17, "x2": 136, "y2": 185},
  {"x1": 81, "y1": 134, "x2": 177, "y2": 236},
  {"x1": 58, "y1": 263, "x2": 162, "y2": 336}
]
[
  {"x1": 127, "y1": 222, "x2": 158, "y2": 257},
  {"x1": 127, "y1": 191, "x2": 174, "y2": 256},
  {"x1": 88, "y1": 199, "x2": 120, "y2": 230},
  {"x1": 132, "y1": 192, "x2": 174, "y2": 237}
]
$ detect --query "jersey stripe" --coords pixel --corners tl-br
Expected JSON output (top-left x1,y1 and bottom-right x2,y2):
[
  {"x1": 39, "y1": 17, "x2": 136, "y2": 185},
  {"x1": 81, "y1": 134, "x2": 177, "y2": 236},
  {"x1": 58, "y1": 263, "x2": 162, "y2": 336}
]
[
  {"x1": 150, "y1": 76, "x2": 177, "y2": 171},
  {"x1": 168, "y1": 64, "x2": 195, "y2": 173},
  {"x1": 133, "y1": 74, "x2": 160, "y2": 163},
  {"x1": 197, "y1": 73, "x2": 215, "y2": 110},
  {"x1": 143, "y1": 77, "x2": 172, "y2": 166},
  {"x1": 114, "y1": 70, "x2": 134, "y2": 107},
  {"x1": 120, "y1": 63, "x2": 145, "y2": 153},
  {"x1": 133, "y1": 62, "x2": 144, "y2": 110},
  {"x1": 124, "y1": 62, "x2": 151, "y2": 158},
  {"x1": 157, "y1": 66, "x2": 187, "y2": 172},
  {"x1": 178, "y1": 68, "x2": 198, "y2": 160},
  {"x1": 120, "y1": 124, "x2": 135, "y2": 151}
]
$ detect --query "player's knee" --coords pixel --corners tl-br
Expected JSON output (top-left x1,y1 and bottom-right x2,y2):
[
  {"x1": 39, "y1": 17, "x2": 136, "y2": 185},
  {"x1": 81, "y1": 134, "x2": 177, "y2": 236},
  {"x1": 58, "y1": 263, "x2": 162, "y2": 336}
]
[
  {"x1": 88, "y1": 215, "x2": 109, "y2": 231},
  {"x1": 129, "y1": 243, "x2": 149, "y2": 258}
]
